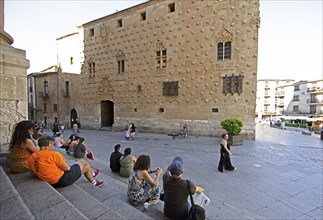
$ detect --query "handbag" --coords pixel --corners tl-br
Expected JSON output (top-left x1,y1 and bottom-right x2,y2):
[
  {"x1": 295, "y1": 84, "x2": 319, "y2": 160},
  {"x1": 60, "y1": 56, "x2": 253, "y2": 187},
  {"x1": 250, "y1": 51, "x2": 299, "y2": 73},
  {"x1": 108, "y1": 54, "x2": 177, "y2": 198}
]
[
  {"x1": 86, "y1": 151, "x2": 95, "y2": 160},
  {"x1": 159, "y1": 189, "x2": 164, "y2": 201},
  {"x1": 186, "y1": 180, "x2": 206, "y2": 220}
]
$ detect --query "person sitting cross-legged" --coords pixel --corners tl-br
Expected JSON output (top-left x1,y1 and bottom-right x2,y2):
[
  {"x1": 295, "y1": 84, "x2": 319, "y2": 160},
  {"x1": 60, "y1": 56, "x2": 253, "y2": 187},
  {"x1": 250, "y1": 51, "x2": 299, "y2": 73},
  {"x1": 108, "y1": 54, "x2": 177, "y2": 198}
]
[{"x1": 28, "y1": 135, "x2": 103, "y2": 187}]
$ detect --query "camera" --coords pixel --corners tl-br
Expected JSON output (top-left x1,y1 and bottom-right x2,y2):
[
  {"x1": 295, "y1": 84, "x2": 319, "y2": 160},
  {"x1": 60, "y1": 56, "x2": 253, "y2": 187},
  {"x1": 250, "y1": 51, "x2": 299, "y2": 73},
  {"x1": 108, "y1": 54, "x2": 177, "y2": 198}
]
[{"x1": 148, "y1": 169, "x2": 158, "y2": 174}]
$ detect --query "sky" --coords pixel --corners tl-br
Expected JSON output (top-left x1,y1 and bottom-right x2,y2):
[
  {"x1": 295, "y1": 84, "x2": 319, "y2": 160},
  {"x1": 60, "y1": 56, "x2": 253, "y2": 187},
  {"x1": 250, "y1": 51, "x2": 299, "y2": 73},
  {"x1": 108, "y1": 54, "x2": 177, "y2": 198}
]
[{"x1": 3, "y1": 0, "x2": 323, "y2": 81}]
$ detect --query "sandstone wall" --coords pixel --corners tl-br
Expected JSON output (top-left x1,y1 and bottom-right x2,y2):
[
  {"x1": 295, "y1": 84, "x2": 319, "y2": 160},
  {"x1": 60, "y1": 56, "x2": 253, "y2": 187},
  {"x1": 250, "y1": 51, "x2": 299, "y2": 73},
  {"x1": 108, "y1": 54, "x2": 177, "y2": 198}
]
[
  {"x1": 79, "y1": 0, "x2": 260, "y2": 139},
  {"x1": 0, "y1": 43, "x2": 29, "y2": 149}
]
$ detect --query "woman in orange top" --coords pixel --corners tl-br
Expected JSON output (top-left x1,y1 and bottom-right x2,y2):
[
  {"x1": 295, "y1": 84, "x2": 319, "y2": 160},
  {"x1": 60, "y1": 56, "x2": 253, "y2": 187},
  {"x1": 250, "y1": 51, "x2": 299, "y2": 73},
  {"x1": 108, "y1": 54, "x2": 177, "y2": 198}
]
[{"x1": 9, "y1": 120, "x2": 39, "y2": 173}]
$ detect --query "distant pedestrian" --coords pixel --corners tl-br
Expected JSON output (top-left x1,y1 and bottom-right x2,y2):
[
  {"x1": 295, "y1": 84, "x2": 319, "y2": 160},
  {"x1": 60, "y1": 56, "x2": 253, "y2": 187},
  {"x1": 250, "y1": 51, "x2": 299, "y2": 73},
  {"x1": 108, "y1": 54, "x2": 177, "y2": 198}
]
[
  {"x1": 130, "y1": 123, "x2": 136, "y2": 140},
  {"x1": 218, "y1": 133, "x2": 236, "y2": 172},
  {"x1": 60, "y1": 123, "x2": 65, "y2": 133},
  {"x1": 52, "y1": 122, "x2": 59, "y2": 136},
  {"x1": 72, "y1": 120, "x2": 78, "y2": 134},
  {"x1": 124, "y1": 125, "x2": 130, "y2": 140},
  {"x1": 76, "y1": 119, "x2": 81, "y2": 133}
]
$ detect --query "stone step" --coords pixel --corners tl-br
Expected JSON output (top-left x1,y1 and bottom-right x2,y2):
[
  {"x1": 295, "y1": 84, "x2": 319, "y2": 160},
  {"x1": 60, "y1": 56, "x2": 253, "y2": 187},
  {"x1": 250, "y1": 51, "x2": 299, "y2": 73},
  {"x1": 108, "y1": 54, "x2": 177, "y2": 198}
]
[
  {"x1": 87, "y1": 158, "x2": 169, "y2": 219},
  {"x1": 0, "y1": 166, "x2": 34, "y2": 220},
  {"x1": 56, "y1": 182, "x2": 126, "y2": 220},
  {"x1": 55, "y1": 150, "x2": 157, "y2": 219},
  {"x1": 75, "y1": 171, "x2": 154, "y2": 220},
  {"x1": 4, "y1": 166, "x2": 89, "y2": 220}
]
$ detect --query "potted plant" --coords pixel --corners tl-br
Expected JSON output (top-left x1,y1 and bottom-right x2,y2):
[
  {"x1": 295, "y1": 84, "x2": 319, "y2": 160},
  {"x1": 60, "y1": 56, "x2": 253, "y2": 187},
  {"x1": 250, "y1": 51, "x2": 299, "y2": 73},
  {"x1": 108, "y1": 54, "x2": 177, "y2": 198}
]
[{"x1": 220, "y1": 118, "x2": 244, "y2": 146}]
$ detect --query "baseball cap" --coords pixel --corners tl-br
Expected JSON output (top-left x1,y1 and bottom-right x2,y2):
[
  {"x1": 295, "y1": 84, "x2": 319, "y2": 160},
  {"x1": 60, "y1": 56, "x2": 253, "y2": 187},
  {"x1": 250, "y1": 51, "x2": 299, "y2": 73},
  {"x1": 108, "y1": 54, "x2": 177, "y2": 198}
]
[{"x1": 169, "y1": 156, "x2": 184, "y2": 176}]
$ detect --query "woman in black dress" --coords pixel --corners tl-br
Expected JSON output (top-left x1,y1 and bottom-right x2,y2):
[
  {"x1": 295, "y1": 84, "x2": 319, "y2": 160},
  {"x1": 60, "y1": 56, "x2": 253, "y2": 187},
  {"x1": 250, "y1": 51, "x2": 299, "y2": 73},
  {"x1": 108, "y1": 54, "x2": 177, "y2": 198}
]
[{"x1": 218, "y1": 133, "x2": 236, "y2": 172}]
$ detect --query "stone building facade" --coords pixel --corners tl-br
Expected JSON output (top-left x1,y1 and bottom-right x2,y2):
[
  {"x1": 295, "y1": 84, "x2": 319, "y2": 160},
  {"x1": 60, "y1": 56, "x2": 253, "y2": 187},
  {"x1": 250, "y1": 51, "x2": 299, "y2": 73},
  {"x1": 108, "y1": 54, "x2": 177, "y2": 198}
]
[
  {"x1": 0, "y1": 0, "x2": 29, "y2": 149},
  {"x1": 79, "y1": 0, "x2": 260, "y2": 139},
  {"x1": 282, "y1": 80, "x2": 323, "y2": 115},
  {"x1": 28, "y1": 31, "x2": 83, "y2": 128},
  {"x1": 27, "y1": 66, "x2": 81, "y2": 128}
]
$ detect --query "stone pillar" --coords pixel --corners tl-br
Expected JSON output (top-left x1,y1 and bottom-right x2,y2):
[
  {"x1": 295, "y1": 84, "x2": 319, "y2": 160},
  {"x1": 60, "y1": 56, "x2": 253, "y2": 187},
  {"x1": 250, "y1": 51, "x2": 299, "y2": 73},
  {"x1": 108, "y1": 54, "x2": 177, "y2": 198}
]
[{"x1": 0, "y1": 0, "x2": 30, "y2": 151}]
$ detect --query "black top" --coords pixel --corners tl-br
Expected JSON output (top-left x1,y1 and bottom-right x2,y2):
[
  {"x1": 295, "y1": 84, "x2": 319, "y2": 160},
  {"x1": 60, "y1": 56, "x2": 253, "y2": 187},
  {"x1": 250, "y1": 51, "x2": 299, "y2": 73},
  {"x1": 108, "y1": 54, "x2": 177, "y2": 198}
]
[
  {"x1": 109, "y1": 151, "x2": 123, "y2": 172},
  {"x1": 130, "y1": 125, "x2": 136, "y2": 133},
  {"x1": 163, "y1": 172, "x2": 196, "y2": 220}
]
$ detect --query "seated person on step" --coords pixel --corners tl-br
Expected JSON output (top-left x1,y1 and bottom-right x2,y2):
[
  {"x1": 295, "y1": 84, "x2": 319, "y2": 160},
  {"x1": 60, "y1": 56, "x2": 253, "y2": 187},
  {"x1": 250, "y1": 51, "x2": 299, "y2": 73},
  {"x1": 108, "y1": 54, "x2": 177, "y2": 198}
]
[
  {"x1": 73, "y1": 137, "x2": 95, "y2": 160},
  {"x1": 127, "y1": 155, "x2": 163, "y2": 210},
  {"x1": 110, "y1": 144, "x2": 123, "y2": 172},
  {"x1": 28, "y1": 136, "x2": 103, "y2": 187},
  {"x1": 119, "y1": 148, "x2": 137, "y2": 177},
  {"x1": 163, "y1": 157, "x2": 209, "y2": 220}
]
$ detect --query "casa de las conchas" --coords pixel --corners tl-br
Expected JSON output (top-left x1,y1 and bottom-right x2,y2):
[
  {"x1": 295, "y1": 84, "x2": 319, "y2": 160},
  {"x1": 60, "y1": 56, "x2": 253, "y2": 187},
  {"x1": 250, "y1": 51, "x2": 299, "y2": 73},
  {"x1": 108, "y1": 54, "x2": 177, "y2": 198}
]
[{"x1": 77, "y1": 0, "x2": 260, "y2": 139}]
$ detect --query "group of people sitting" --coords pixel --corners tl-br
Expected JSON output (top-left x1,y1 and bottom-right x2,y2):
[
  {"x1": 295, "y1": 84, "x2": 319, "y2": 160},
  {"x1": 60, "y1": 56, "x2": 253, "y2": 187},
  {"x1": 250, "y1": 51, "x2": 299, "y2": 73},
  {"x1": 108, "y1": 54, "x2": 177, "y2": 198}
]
[
  {"x1": 9, "y1": 120, "x2": 209, "y2": 219},
  {"x1": 109, "y1": 144, "x2": 137, "y2": 177},
  {"x1": 8, "y1": 120, "x2": 103, "y2": 188},
  {"x1": 51, "y1": 132, "x2": 95, "y2": 160},
  {"x1": 109, "y1": 144, "x2": 209, "y2": 219}
]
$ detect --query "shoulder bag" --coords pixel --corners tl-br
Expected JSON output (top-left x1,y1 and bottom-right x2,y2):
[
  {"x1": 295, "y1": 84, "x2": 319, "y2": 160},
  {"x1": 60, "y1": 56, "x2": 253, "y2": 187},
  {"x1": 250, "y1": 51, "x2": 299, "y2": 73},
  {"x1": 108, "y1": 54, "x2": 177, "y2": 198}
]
[{"x1": 186, "y1": 180, "x2": 206, "y2": 220}]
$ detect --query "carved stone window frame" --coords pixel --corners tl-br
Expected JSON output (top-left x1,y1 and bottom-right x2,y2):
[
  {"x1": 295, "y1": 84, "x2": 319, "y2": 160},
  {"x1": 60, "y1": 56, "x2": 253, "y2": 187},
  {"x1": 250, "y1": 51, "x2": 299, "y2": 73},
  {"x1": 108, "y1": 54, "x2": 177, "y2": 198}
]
[
  {"x1": 88, "y1": 59, "x2": 95, "y2": 77},
  {"x1": 116, "y1": 50, "x2": 125, "y2": 74},
  {"x1": 156, "y1": 41, "x2": 167, "y2": 69},
  {"x1": 163, "y1": 81, "x2": 179, "y2": 96},
  {"x1": 216, "y1": 27, "x2": 233, "y2": 61},
  {"x1": 222, "y1": 74, "x2": 243, "y2": 95}
]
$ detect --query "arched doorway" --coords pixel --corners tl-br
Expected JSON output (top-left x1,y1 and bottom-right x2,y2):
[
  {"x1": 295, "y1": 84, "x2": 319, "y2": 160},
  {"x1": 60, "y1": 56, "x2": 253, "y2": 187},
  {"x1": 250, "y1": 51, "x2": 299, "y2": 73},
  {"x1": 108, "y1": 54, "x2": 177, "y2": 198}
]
[
  {"x1": 70, "y1": 109, "x2": 78, "y2": 128},
  {"x1": 101, "y1": 100, "x2": 114, "y2": 127}
]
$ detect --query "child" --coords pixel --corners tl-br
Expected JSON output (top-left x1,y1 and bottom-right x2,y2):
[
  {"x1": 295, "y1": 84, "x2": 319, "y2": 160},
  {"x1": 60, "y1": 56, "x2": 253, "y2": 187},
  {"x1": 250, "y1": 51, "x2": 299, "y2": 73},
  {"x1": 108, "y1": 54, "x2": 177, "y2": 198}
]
[{"x1": 124, "y1": 125, "x2": 130, "y2": 140}]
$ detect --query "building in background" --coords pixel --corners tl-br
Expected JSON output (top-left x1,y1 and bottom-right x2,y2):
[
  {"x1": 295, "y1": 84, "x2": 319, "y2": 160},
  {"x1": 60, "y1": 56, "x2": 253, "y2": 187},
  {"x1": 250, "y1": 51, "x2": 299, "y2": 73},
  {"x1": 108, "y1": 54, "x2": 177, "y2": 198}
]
[
  {"x1": 78, "y1": 0, "x2": 260, "y2": 139},
  {"x1": 27, "y1": 66, "x2": 81, "y2": 128},
  {"x1": 256, "y1": 79, "x2": 294, "y2": 119},
  {"x1": 282, "y1": 80, "x2": 323, "y2": 115},
  {"x1": 256, "y1": 79, "x2": 323, "y2": 121},
  {"x1": 27, "y1": 31, "x2": 83, "y2": 128}
]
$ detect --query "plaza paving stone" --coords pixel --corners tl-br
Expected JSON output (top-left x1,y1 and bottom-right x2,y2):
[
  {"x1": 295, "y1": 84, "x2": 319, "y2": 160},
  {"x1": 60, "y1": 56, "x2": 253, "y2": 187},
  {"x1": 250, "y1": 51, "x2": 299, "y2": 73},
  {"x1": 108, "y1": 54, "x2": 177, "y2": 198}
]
[{"x1": 50, "y1": 123, "x2": 322, "y2": 219}]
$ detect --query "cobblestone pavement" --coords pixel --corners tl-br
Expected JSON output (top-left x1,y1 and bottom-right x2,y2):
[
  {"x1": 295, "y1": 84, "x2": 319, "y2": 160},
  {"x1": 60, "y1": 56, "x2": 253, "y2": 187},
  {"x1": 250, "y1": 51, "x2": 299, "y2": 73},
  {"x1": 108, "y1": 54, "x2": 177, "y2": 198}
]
[{"x1": 50, "y1": 123, "x2": 322, "y2": 219}]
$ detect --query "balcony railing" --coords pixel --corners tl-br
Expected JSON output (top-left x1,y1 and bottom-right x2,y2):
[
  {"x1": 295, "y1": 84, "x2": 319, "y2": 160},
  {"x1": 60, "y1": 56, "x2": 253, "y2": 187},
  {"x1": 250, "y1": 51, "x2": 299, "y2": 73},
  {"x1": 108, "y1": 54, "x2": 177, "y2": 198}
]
[
  {"x1": 275, "y1": 91, "x2": 285, "y2": 96},
  {"x1": 38, "y1": 91, "x2": 50, "y2": 98},
  {"x1": 309, "y1": 99, "x2": 323, "y2": 104},
  {"x1": 62, "y1": 90, "x2": 70, "y2": 97},
  {"x1": 308, "y1": 87, "x2": 323, "y2": 93}
]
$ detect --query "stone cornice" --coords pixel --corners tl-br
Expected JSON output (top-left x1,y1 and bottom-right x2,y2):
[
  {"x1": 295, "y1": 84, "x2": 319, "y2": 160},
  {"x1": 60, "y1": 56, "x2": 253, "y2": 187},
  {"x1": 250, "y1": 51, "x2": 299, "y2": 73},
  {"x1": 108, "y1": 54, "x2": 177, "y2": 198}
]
[{"x1": 0, "y1": 30, "x2": 14, "y2": 45}]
